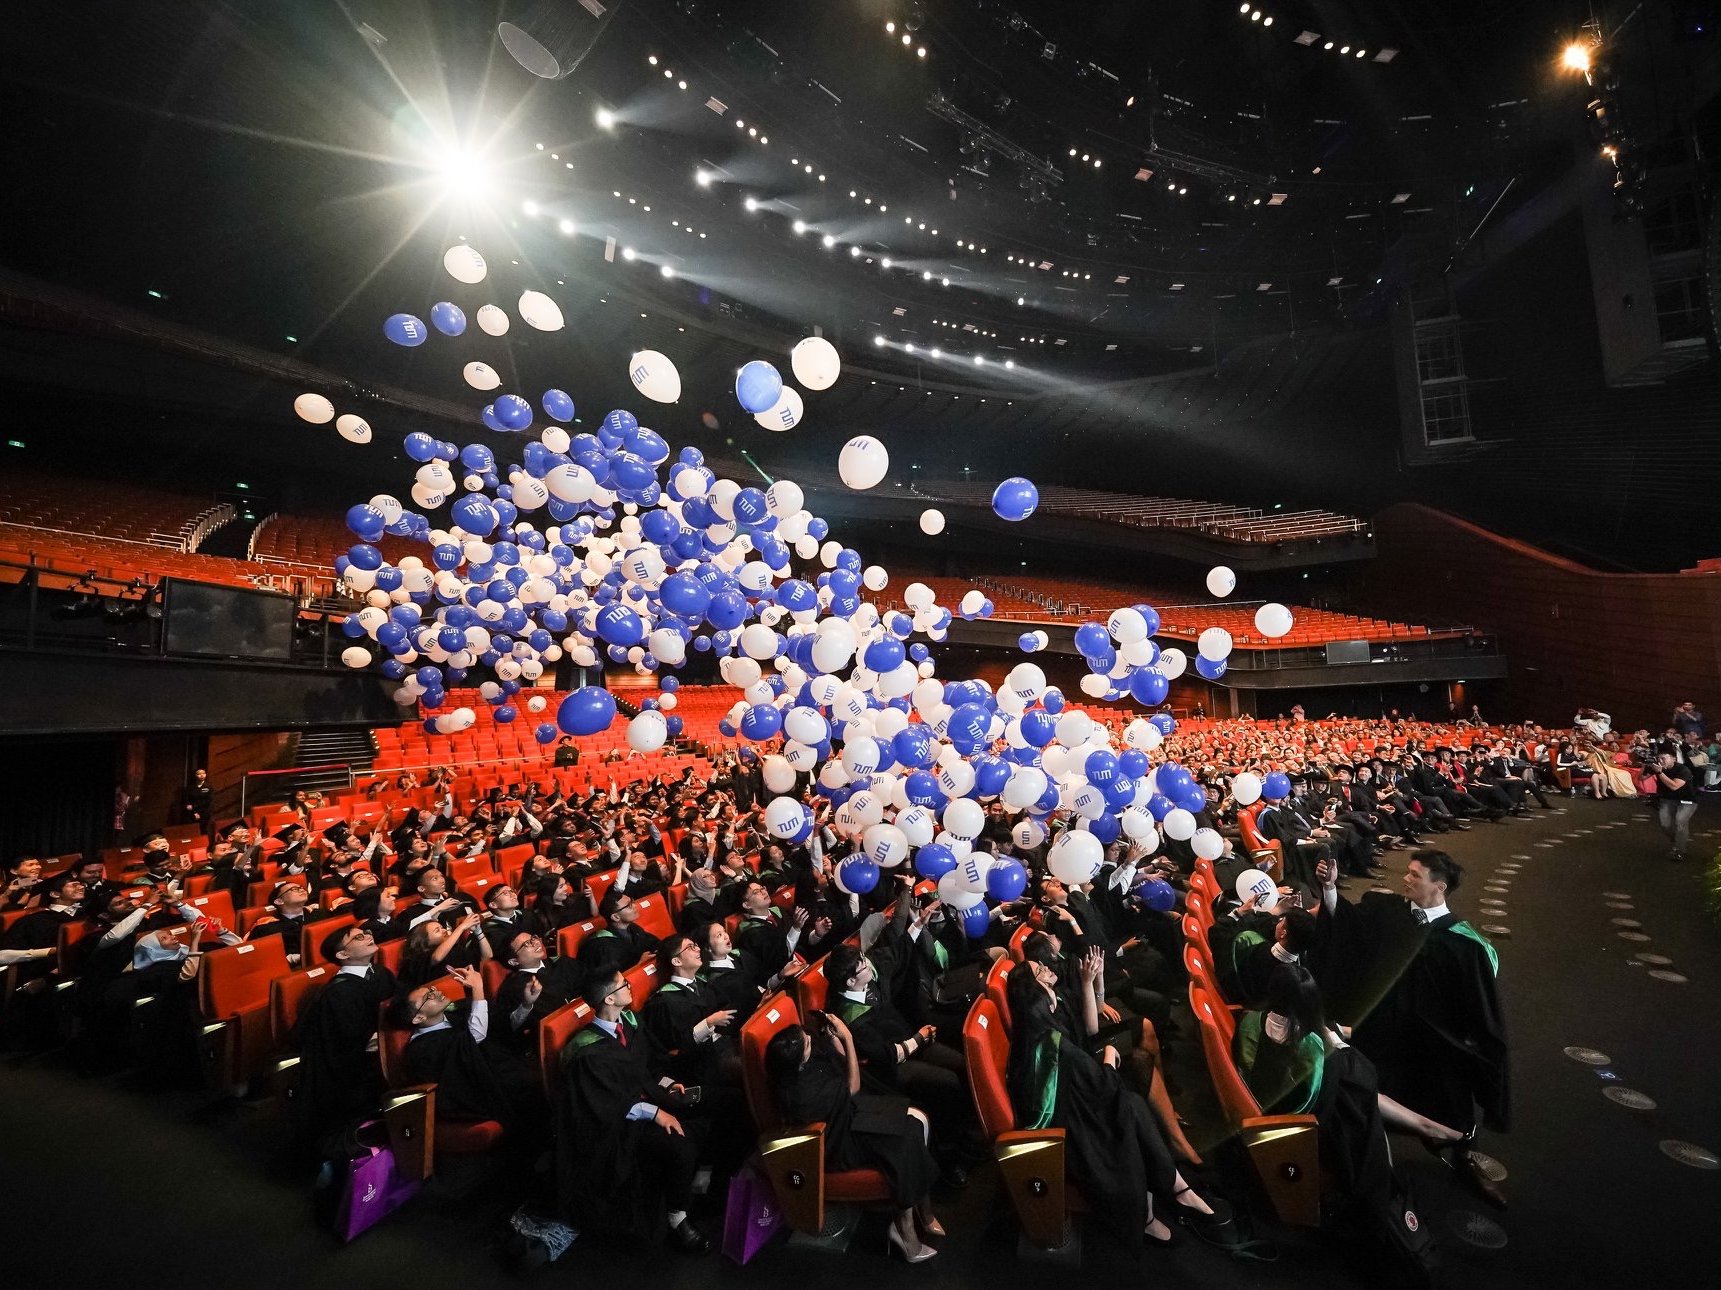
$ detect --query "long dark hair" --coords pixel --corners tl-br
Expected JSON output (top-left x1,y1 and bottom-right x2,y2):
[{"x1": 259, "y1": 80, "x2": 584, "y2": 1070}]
[
  {"x1": 765, "y1": 1025, "x2": 809, "y2": 1108},
  {"x1": 1262, "y1": 961, "x2": 1325, "y2": 1046}
]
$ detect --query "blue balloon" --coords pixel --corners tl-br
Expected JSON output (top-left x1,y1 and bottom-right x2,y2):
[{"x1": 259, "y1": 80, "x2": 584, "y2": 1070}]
[
  {"x1": 991, "y1": 476, "x2": 1039, "y2": 522},
  {"x1": 535, "y1": 722, "x2": 559, "y2": 745},
  {"x1": 593, "y1": 603, "x2": 644, "y2": 646},
  {"x1": 1149, "y1": 713, "x2": 1178, "y2": 736},
  {"x1": 494, "y1": 394, "x2": 532, "y2": 431},
  {"x1": 1262, "y1": 771, "x2": 1293, "y2": 801},
  {"x1": 346, "y1": 504, "x2": 386, "y2": 542},
  {"x1": 1129, "y1": 669, "x2": 1170, "y2": 705},
  {"x1": 494, "y1": 706, "x2": 517, "y2": 724},
  {"x1": 556, "y1": 686, "x2": 617, "y2": 736},
  {"x1": 1088, "y1": 813, "x2": 1121, "y2": 845},
  {"x1": 914, "y1": 843, "x2": 958, "y2": 880},
  {"x1": 986, "y1": 859, "x2": 1028, "y2": 902},
  {"x1": 383, "y1": 313, "x2": 428, "y2": 346},
  {"x1": 948, "y1": 702, "x2": 992, "y2": 750},
  {"x1": 404, "y1": 432, "x2": 438, "y2": 463},
  {"x1": 735, "y1": 361, "x2": 784, "y2": 414},
  {"x1": 1138, "y1": 878, "x2": 1177, "y2": 912},
  {"x1": 837, "y1": 856, "x2": 880, "y2": 896},
  {"x1": 1195, "y1": 654, "x2": 1228, "y2": 681},
  {"x1": 429, "y1": 302, "x2": 466, "y2": 336},
  {"x1": 1146, "y1": 792, "x2": 1175, "y2": 821},
  {"x1": 1073, "y1": 623, "x2": 1110, "y2": 656},
  {"x1": 739, "y1": 704, "x2": 783, "y2": 741},
  {"x1": 863, "y1": 637, "x2": 906, "y2": 672},
  {"x1": 959, "y1": 901, "x2": 993, "y2": 939},
  {"x1": 347, "y1": 543, "x2": 382, "y2": 571},
  {"x1": 450, "y1": 495, "x2": 498, "y2": 536},
  {"x1": 1019, "y1": 709, "x2": 1057, "y2": 748},
  {"x1": 542, "y1": 388, "x2": 575, "y2": 422},
  {"x1": 1042, "y1": 689, "x2": 1066, "y2": 714},
  {"x1": 1018, "y1": 633, "x2": 1041, "y2": 653}
]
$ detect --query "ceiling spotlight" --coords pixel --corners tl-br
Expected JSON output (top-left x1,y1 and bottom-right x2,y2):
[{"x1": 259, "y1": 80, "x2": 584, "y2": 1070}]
[
  {"x1": 931, "y1": 348, "x2": 942, "y2": 358},
  {"x1": 886, "y1": 21, "x2": 896, "y2": 34},
  {"x1": 1340, "y1": 45, "x2": 1350, "y2": 54},
  {"x1": 522, "y1": 199, "x2": 539, "y2": 216},
  {"x1": 678, "y1": 79, "x2": 687, "y2": 89},
  {"x1": 922, "y1": 270, "x2": 933, "y2": 280},
  {"x1": 1167, "y1": 180, "x2": 1176, "y2": 190},
  {"x1": 1093, "y1": 158, "x2": 1102, "y2": 168},
  {"x1": 621, "y1": 246, "x2": 636, "y2": 260},
  {"x1": 1227, "y1": 193, "x2": 1237, "y2": 201},
  {"x1": 660, "y1": 264, "x2": 675, "y2": 278},
  {"x1": 744, "y1": 196, "x2": 758, "y2": 212},
  {"x1": 557, "y1": 218, "x2": 575, "y2": 234},
  {"x1": 1356, "y1": 48, "x2": 1366, "y2": 57},
  {"x1": 648, "y1": 55, "x2": 658, "y2": 66},
  {"x1": 821, "y1": 233, "x2": 836, "y2": 248},
  {"x1": 792, "y1": 219, "x2": 807, "y2": 234},
  {"x1": 1004, "y1": 359, "x2": 1015, "y2": 369},
  {"x1": 849, "y1": 245, "x2": 861, "y2": 257},
  {"x1": 1251, "y1": 10, "x2": 1261, "y2": 21},
  {"x1": 1263, "y1": 16, "x2": 1273, "y2": 27},
  {"x1": 882, "y1": 257, "x2": 893, "y2": 268},
  {"x1": 874, "y1": 334, "x2": 887, "y2": 345},
  {"x1": 595, "y1": 107, "x2": 615, "y2": 129},
  {"x1": 1324, "y1": 41, "x2": 1334, "y2": 49},
  {"x1": 917, "y1": 46, "x2": 926, "y2": 58},
  {"x1": 1016, "y1": 296, "x2": 1025, "y2": 305},
  {"x1": 1239, "y1": 2, "x2": 1250, "y2": 10},
  {"x1": 973, "y1": 355, "x2": 985, "y2": 365},
  {"x1": 902, "y1": 33, "x2": 911, "y2": 46},
  {"x1": 695, "y1": 169, "x2": 712, "y2": 187},
  {"x1": 905, "y1": 343, "x2": 916, "y2": 354}
]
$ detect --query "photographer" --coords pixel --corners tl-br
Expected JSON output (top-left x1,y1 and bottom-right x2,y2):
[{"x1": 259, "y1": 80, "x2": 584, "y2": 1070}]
[{"x1": 1652, "y1": 746, "x2": 1699, "y2": 861}]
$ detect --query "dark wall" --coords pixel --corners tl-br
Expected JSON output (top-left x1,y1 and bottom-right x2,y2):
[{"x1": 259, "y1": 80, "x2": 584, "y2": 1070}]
[
  {"x1": 0, "y1": 737, "x2": 121, "y2": 862},
  {"x1": 1360, "y1": 504, "x2": 1721, "y2": 728}
]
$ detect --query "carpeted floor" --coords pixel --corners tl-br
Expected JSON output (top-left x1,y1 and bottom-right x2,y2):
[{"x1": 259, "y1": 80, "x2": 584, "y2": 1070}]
[{"x1": 2, "y1": 796, "x2": 1717, "y2": 1286}]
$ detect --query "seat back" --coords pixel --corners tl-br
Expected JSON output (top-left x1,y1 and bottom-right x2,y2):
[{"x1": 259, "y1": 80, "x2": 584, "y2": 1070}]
[
  {"x1": 584, "y1": 869, "x2": 618, "y2": 916},
  {"x1": 200, "y1": 938, "x2": 290, "y2": 1021},
  {"x1": 1191, "y1": 858, "x2": 1221, "y2": 903},
  {"x1": 740, "y1": 991, "x2": 800, "y2": 1133},
  {"x1": 538, "y1": 1000, "x2": 595, "y2": 1094},
  {"x1": 984, "y1": 957, "x2": 1014, "y2": 1033},
  {"x1": 448, "y1": 855, "x2": 495, "y2": 890},
  {"x1": 1182, "y1": 913, "x2": 1213, "y2": 961},
  {"x1": 269, "y1": 967, "x2": 331, "y2": 1049},
  {"x1": 299, "y1": 914, "x2": 357, "y2": 971},
  {"x1": 495, "y1": 843, "x2": 536, "y2": 877},
  {"x1": 963, "y1": 996, "x2": 1017, "y2": 1140},
  {"x1": 631, "y1": 892, "x2": 675, "y2": 942},
  {"x1": 1007, "y1": 921, "x2": 1035, "y2": 961},
  {"x1": 1186, "y1": 887, "x2": 1212, "y2": 928},
  {"x1": 181, "y1": 890, "x2": 236, "y2": 932},
  {"x1": 624, "y1": 958, "x2": 661, "y2": 1006},
  {"x1": 790, "y1": 956, "x2": 829, "y2": 1016},
  {"x1": 1184, "y1": 941, "x2": 1222, "y2": 1005},
  {"x1": 555, "y1": 917, "x2": 605, "y2": 960},
  {"x1": 1190, "y1": 985, "x2": 1259, "y2": 1123}
]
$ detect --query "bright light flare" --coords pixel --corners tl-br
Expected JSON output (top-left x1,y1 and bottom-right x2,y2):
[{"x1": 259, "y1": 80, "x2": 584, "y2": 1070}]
[{"x1": 1562, "y1": 42, "x2": 1593, "y2": 73}]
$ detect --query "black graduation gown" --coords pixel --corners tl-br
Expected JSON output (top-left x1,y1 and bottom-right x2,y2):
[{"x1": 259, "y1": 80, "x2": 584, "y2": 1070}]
[
  {"x1": 556, "y1": 1019, "x2": 668, "y2": 1241},
  {"x1": 701, "y1": 958, "x2": 767, "y2": 1018},
  {"x1": 778, "y1": 1040, "x2": 932, "y2": 1208},
  {"x1": 491, "y1": 960, "x2": 582, "y2": 1053},
  {"x1": 734, "y1": 914, "x2": 789, "y2": 979},
  {"x1": 1, "y1": 906, "x2": 79, "y2": 952},
  {"x1": 1005, "y1": 988, "x2": 1175, "y2": 1249},
  {"x1": 1322, "y1": 892, "x2": 1510, "y2": 1133},
  {"x1": 404, "y1": 1012, "x2": 515, "y2": 1125},
  {"x1": 639, "y1": 978, "x2": 720, "y2": 1081},
  {"x1": 293, "y1": 965, "x2": 397, "y2": 1138},
  {"x1": 574, "y1": 924, "x2": 660, "y2": 987}
]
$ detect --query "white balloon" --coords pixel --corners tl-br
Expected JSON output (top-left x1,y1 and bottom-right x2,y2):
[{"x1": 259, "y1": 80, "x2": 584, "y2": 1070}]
[
  {"x1": 476, "y1": 304, "x2": 510, "y2": 336},
  {"x1": 765, "y1": 480, "x2": 804, "y2": 518},
  {"x1": 761, "y1": 755, "x2": 797, "y2": 796},
  {"x1": 443, "y1": 244, "x2": 488, "y2": 284},
  {"x1": 764, "y1": 797, "x2": 809, "y2": 840},
  {"x1": 1107, "y1": 607, "x2": 1148, "y2": 644},
  {"x1": 755, "y1": 385, "x2": 804, "y2": 431},
  {"x1": 790, "y1": 335, "x2": 841, "y2": 390},
  {"x1": 918, "y1": 508, "x2": 946, "y2": 536},
  {"x1": 896, "y1": 805, "x2": 936, "y2": 847},
  {"x1": 294, "y1": 392, "x2": 335, "y2": 424},
  {"x1": 1234, "y1": 868, "x2": 1279, "y2": 911},
  {"x1": 863, "y1": 822, "x2": 909, "y2": 868},
  {"x1": 1162, "y1": 808, "x2": 1198, "y2": 842},
  {"x1": 335, "y1": 413, "x2": 371, "y2": 443},
  {"x1": 463, "y1": 361, "x2": 501, "y2": 391},
  {"x1": 629, "y1": 349, "x2": 682, "y2": 403},
  {"x1": 1157, "y1": 647, "x2": 1188, "y2": 680},
  {"x1": 1255, "y1": 602, "x2": 1295, "y2": 638},
  {"x1": 943, "y1": 798, "x2": 985, "y2": 840},
  {"x1": 937, "y1": 872, "x2": 985, "y2": 911},
  {"x1": 627, "y1": 710, "x2": 669, "y2": 753},
  {"x1": 1231, "y1": 772, "x2": 1263, "y2": 807},
  {"x1": 1012, "y1": 818, "x2": 1046, "y2": 849},
  {"x1": 526, "y1": 695, "x2": 547, "y2": 713},
  {"x1": 369, "y1": 494, "x2": 403, "y2": 524},
  {"x1": 1206, "y1": 565, "x2": 1237, "y2": 598},
  {"x1": 1120, "y1": 809, "x2": 1157, "y2": 847},
  {"x1": 1197, "y1": 627, "x2": 1234, "y2": 662},
  {"x1": 541, "y1": 427, "x2": 570, "y2": 454},
  {"x1": 1002, "y1": 766, "x2": 1048, "y2": 810},
  {"x1": 1048, "y1": 831, "x2": 1104, "y2": 885},
  {"x1": 518, "y1": 289, "x2": 564, "y2": 331},
  {"x1": 340, "y1": 646, "x2": 371, "y2": 669},
  {"x1": 1191, "y1": 827, "x2": 1226, "y2": 861},
  {"x1": 837, "y1": 435, "x2": 889, "y2": 489}
]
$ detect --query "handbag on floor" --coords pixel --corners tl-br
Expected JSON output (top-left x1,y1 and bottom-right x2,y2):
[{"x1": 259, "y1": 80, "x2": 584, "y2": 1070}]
[
  {"x1": 334, "y1": 1126, "x2": 422, "y2": 1242},
  {"x1": 722, "y1": 1160, "x2": 785, "y2": 1264}
]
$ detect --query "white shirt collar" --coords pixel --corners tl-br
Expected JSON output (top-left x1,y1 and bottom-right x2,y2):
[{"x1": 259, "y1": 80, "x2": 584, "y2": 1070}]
[
  {"x1": 670, "y1": 974, "x2": 698, "y2": 987},
  {"x1": 337, "y1": 964, "x2": 371, "y2": 978},
  {"x1": 840, "y1": 988, "x2": 867, "y2": 1004},
  {"x1": 48, "y1": 904, "x2": 80, "y2": 916},
  {"x1": 1270, "y1": 943, "x2": 1300, "y2": 964},
  {"x1": 1415, "y1": 901, "x2": 1450, "y2": 923},
  {"x1": 707, "y1": 955, "x2": 735, "y2": 969}
]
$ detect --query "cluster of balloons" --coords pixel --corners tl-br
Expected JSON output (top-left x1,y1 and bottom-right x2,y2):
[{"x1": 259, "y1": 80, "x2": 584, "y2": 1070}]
[{"x1": 328, "y1": 242, "x2": 1305, "y2": 939}]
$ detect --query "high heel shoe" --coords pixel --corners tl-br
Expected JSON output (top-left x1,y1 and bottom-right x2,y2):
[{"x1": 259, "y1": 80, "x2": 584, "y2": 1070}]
[
  {"x1": 916, "y1": 1212, "x2": 947, "y2": 1239},
  {"x1": 886, "y1": 1226, "x2": 938, "y2": 1263}
]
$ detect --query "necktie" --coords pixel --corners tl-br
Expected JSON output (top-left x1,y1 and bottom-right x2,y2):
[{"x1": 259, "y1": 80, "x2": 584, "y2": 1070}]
[
  {"x1": 1411, "y1": 907, "x2": 1428, "y2": 925},
  {"x1": 617, "y1": 1023, "x2": 629, "y2": 1048}
]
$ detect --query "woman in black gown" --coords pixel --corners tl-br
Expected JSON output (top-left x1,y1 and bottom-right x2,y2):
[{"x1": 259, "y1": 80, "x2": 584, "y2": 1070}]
[
  {"x1": 765, "y1": 1012, "x2": 942, "y2": 1263},
  {"x1": 1005, "y1": 956, "x2": 1220, "y2": 1249}
]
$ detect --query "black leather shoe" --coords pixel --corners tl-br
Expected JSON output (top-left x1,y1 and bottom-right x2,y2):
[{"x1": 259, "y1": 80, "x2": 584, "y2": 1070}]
[
  {"x1": 940, "y1": 1161, "x2": 969, "y2": 1189},
  {"x1": 668, "y1": 1219, "x2": 713, "y2": 1254}
]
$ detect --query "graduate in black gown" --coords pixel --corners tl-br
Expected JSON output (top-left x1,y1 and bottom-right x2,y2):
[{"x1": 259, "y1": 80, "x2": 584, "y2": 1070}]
[
  {"x1": 394, "y1": 966, "x2": 542, "y2": 1134},
  {"x1": 1209, "y1": 905, "x2": 1319, "y2": 1008},
  {"x1": 293, "y1": 923, "x2": 397, "y2": 1146},
  {"x1": 555, "y1": 969, "x2": 711, "y2": 1253},
  {"x1": 1313, "y1": 850, "x2": 1509, "y2": 1207},
  {"x1": 574, "y1": 888, "x2": 661, "y2": 988},
  {"x1": 1004, "y1": 959, "x2": 1222, "y2": 1250},
  {"x1": 765, "y1": 1012, "x2": 942, "y2": 1262},
  {"x1": 489, "y1": 929, "x2": 582, "y2": 1055},
  {"x1": 696, "y1": 920, "x2": 769, "y2": 1019}
]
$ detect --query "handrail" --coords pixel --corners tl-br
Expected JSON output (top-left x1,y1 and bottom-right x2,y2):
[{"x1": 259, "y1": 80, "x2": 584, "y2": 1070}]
[{"x1": 240, "y1": 762, "x2": 356, "y2": 816}]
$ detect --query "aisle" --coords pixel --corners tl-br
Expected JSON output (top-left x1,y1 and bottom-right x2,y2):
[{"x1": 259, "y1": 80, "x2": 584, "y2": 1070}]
[{"x1": 0, "y1": 795, "x2": 1715, "y2": 1287}]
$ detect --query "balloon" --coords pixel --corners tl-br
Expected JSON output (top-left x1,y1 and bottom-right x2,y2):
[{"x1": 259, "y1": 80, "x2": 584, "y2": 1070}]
[
  {"x1": 340, "y1": 645, "x2": 371, "y2": 668},
  {"x1": 1262, "y1": 771, "x2": 1293, "y2": 800},
  {"x1": 542, "y1": 388, "x2": 575, "y2": 422},
  {"x1": 556, "y1": 686, "x2": 616, "y2": 736},
  {"x1": 1231, "y1": 772, "x2": 1263, "y2": 807},
  {"x1": 1138, "y1": 878, "x2": 1177, "y2": 913},
  {"x1": 837, "y1": 435, "x2": 889, "y2": 489},
  {"x1": 518, "y1": 289, "x2": 564, "y2": 331},
  {"x1": 1048, "y1": 831, "x2": 1103, "y2": 885},
  {"x1": 990, "y1": 476, "x2": 1039, "y2": 522},
  {"x1": 986, "y1": 858, "x2": 1028, "y2": 902},
  {"x1": 1162, "y1": 808, "x2": 1197, "y2": 842},
  {"x1": 294, "y1": 392, "x2": 335, "y2": 424},
  {"x1": 1129, "y1": 669, "x2": 1169, "y2": 705},
  {"x1": 494, "y1": 394, "x2": 532, "y2": 431},
  {"x1": 915, "y1": 842, "x2": 958, "y2": 880},
  {"x1": 430, "y1": 301, "x2": 467, "y2": 336},
  {"x1": 754, "y1": 385, "x2": 804, "y2": 431},
  {"x1": 335, "y1": 414, "x2": 372, "y2": 444},
  {"x1": 791, "y1": 335, "x2": 841, "y2": 390},
  {"x1": 943, "y1": 798, "x2": 984, "y2": 839},
  {"x1": 837, "y1": 856, "x2": 880, "y2": 895},
  {"x1": 627, "y1": 710, "x2": 669, "y2": 753},
  {"x1": 919, "y1": 509, "x2": 946, "y2": 536},
  {"x1": 1191, "y1": 828, "x2": 1225, "y2": 861},
  {"x1": 936, "y1": 871, "x2": 985, "y2": 911},
  {"x1": 1206, "y1": 566, "x2": 1236, "y2": 598},
  {"x1": 863, "y1": 822, "x2": 909, "y2": 868},
  {"x1": 735, "y1": 361, "x2": 784, "y2": 414},
  {"x1": 463, "y1": 362, "x2": 501, "y2": 391},
  {"x1": 1255, "y1": 602, "x2": 1294, "y2": 638},
  {"x1": 476, "y1": 303, "x2": 510, "y2": 336},
  {"x1": 1195, "y1": 654, "x2": 1228, "y2": 681},
  {"x1": 630, "y1": 350, "x2": 681, "y2": 403},
  {"x1": 443, "y1": 244, "x2": 488, "y2": 283},
  {"x1": 384, "y1": 313, "x2": 428, "y2": 346},
  {"x1": 1197, "y1": 627, "x2": 1233, "y2": 662},
  {"x1": 765, "y1": 797, "x2": 810, "y2": 839},
  {"x1": 959, "y1": 901, "x2": 992, "y2": 938},
  {"x1": 1235, "y1": 868, "x2": 1279, "y2": 912}
]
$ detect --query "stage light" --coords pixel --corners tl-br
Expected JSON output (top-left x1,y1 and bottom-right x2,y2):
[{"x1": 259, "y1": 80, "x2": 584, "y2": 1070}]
[
  {"x1": 931, "y1": 348, "x2": 942, "y2": 359},
  {"x1": 822, "y1": 233, "x2": 836, "y2": 248},
  {"x1": 1356, "y1": 48, "x2": 1366, "y2": 57},
  {"x1": 881, "y1": 257, "x2": 892, "y2": 268},
  {"x1": 621, "y1": 246, "x2": 636, "y2": 260},
  {"x1": 498, "y1": 0, "x2": 617, "y2": 80},
  {"x1": 1563, "y1": 41, "x2": 1593, "y2": 72},
  {"x1": 1263, "y1": 17, "x2": 1273, "y2": 26},
  {"x1": 905, "y1": 343, "x2": 916, "y2": 354},
  {"x1": 1251, "y1": 10, "x2": 1261, "y2": 22},
  {"x1": 1093, "y1": 158, "x2": 1102, "y2": 168},
  {"x1": 1016, "y1": 296, "x2": 1024, "y2": 305},
  {"x1": 522, "y1": 199, "x2": 540, "y2": 215},
  {"x1": 874, "y1": 334, "x2": 887, "y2": 345},
  {"x1": 918, "y1": 46, "x2": 926, "y2": 58},
  {"x1": 695, "y1": 169, "x2": 712, "y2": 187},
  {"x1": 850, "y1": 245, "x2": 861, "y2": 257},
  {"x1": 902, "y1": 34, "x2": 911, "y2": 46},
  {"x1": 649, "y1": 55, "x2": 658, "y2": 66},
  {"x1": 595, "y1": 106, "x2": 615, "y2": 129},
  {"x1": 1239, "y1": 2, "x2": 1249, "y2": 10},
  {"x1": 678, "y1": 80, "x2": 687, "y2": 89},
  {"x1": 886, "y1": 22, "x2": 896, "y2": 34},
  {"x1": 1339, "y1": 45, "x2": 1350, "y2": 54},
  {"x1": 792, "y1": 220, "x2": 807, "y2": 234},
  {"x1": 1324, "y1": 41, "x2": 1334, "y2": 49},
  {"x1": 558, "y1": 218, "x2": 575, "y2": 234},
  {"x1": 433, "y1": 148, "x2": 489, "y2": 192},
  {"x1": 744, "y1": 196, "x2": 759, "y2": 211},
  {"x1": 660, "y1": 264, "x2": 675, "y2": 278},
  {"x1": 1004, "y1": 359, "x2": 1014, "y2": 369},
  {"x1": 973, "y1": 355, "x2": 984, "y2": 365}
]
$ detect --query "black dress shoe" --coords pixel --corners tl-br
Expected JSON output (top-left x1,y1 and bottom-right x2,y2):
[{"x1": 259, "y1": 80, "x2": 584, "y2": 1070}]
[
  {"x1": 940, "y1": 1161, "x2": 969, "y2": 1189},
  {"x1": 668, "y1": 1218, "x2": 713, "y2": 1254}
]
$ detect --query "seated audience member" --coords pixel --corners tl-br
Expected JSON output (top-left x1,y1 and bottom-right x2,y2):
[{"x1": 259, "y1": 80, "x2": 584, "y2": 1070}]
[
  {"x1": 525, "y1": 873, "x2": 584, "y2": 939},
  {"x1": 576, "y1": 888, "x2": 662, "y2": 985},
  {"x1": 2, "y1": 856, "x2": 45, "y2": 911},
  {"x1": 294, "y1": 923, "x2": 397, "y2": 1144},
  {"x1": 1004, "y1": 962, "x2": 1224, "y2": 1251},
  {"x1": 398, "y1": 909, "x2": 490, "y2": 988},
  {"x1": 766, "y1": 1013, "x2": 943, "y2": 1263},
  {"x1": 244, "y1": 881, "x2": 327, "y2": 967},
  {"x1": 556, "y1": 969, "x2": 712, "y2": 1253},
  {"x1": 490, "y1": 930, "x2": 582, "y2": 1053},
  {"x1": 394, "y1": 966, "x2": 532, "y2": 1132}
]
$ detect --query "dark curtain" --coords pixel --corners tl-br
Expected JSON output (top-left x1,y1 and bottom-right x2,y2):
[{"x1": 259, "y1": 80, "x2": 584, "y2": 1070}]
[{"x1": 0, "y1": 736, "x2": 119, "y2": 864}]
